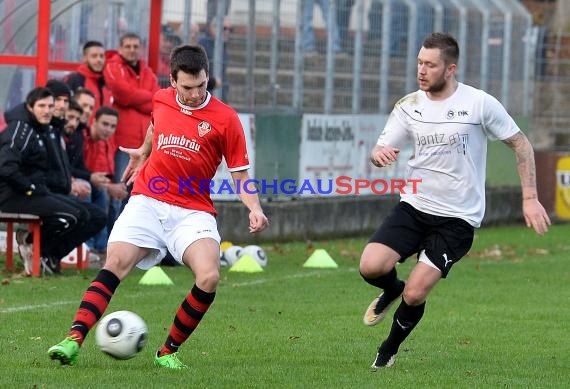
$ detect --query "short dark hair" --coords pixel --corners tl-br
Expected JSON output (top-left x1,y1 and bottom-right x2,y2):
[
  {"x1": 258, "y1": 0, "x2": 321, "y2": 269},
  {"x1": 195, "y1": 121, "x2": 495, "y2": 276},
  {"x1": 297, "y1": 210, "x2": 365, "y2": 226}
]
[
  {"x1": 73, "y1": 87, "x2": 96, "y2": 100},
  {"x1": 170, "y1": 45, "x2": 209, "y2": 81},
  {"x1": 119, "y1": 32, "x2": 141, "y2": 46},
  {"x1": 82, "y1": 40, "x2": 104, "y2": 54},
  {"x1": 422, "y1": 32, "x2": 459, "y2": 65},
  {"x1": 67, "y1": 99, "x2": 83, "y2": 115},
  {"x1": 26, "y1": 87, "x2": 54, "y2": 107},
  {"x1": 94, "y1": 106, "x2": 119, "y2": 121}
]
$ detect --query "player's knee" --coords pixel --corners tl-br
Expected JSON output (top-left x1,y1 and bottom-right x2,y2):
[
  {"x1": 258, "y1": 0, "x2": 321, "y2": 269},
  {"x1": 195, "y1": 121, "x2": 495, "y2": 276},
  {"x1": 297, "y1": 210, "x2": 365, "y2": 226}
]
[
  {"x1": 359, "y1": 255, "x2": 392, "y2": 278},
  {"x1": 402, "y1": 286, "x2": 427, "y2": 306},
  {"x1": 102, "y1": 256, "x2": 131, "y2": 280},
  {"x1": 196, "y1": 269, "x2": 219, "y2": 292},
  {"x1": 359, "y1": 243, "x2": 399, "y2": 277}
]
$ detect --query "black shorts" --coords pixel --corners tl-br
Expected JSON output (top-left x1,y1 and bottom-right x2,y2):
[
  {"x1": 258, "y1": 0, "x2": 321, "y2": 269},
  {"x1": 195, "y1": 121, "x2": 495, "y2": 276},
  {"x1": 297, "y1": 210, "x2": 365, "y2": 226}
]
[{"x1": 369, "y1": 201, "x2": 474, "y2": 278}]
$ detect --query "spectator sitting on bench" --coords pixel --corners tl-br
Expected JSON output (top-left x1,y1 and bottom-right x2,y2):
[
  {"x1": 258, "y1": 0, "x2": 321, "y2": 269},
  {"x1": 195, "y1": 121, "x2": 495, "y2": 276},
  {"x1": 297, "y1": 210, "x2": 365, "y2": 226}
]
[
  {"x1": 0, "y1": 87, "x2": 106, "y2": 275},
  {"x1": 66, "y1": 88, "x2": 111, "y2": 194},
  {"x1": 82, "y1": 106, "x2": 129, "y2": 255},
  {"x1": 63, "y1": 99, "x2": 93, "y2": 201},
  {"x1": 46, "y1": 79, "x2": 92, "y2": 201}
]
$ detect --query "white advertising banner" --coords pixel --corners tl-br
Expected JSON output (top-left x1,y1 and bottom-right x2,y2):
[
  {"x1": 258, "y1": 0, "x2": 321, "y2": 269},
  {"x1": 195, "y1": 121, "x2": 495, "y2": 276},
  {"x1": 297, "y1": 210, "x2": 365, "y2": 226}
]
[
  {"x1": 298, "y1": 114, "x2": 413, "y2": 196},
  {"x1": 211, "y1": 113, "x2": 255, "y2": 201}
]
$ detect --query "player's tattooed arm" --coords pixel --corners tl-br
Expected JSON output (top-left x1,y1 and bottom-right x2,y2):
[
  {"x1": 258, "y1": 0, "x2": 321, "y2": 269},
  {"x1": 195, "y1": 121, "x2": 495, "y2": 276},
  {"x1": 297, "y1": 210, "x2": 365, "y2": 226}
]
[
  {"x1": 502, "y1": 131, "x2": 537, "y2": 200},
  {"x1": 502, "y1": 130, "x2": 551, "y2": 235}
]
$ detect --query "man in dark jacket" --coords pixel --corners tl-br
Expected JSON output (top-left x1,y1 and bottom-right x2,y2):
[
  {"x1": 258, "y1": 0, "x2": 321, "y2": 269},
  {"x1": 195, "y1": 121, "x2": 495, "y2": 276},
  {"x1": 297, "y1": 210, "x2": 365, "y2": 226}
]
[
  {"x1": 0, "y1": 87, "x2": 106, "y2": 275},
  {"x1": 63, "y1": 99, "x2": 91, "y2": 198},
  {"x1": 45, "y1": 79, "x2": 82, "y2": 196}
]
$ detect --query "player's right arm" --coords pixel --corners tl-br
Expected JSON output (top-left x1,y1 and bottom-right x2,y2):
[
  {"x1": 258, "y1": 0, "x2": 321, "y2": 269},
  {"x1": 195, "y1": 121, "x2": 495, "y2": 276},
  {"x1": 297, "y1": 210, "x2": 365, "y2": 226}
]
[
  {"x1": 120, "y1": 122, "x2": 154, "y2": 185},
  {"x1": 370, "y1": 144, "x2": 400, "y2": 168},
  {"x1": 371, "y1": 103, "x2": 409, "y2": 168}
]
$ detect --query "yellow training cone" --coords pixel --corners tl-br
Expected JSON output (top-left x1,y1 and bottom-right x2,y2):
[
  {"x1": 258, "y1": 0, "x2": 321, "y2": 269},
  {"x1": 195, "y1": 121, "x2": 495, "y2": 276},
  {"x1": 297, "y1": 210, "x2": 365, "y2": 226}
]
[
  {"x1": 138, "y1": 266, "x2": 174, "y2": 285},
  {"x1": 229, "y1": 254, "x2": 264, "y2": 273},
  {"x1": 303, "y1": 249, "x2": 338, "y2": 268}
]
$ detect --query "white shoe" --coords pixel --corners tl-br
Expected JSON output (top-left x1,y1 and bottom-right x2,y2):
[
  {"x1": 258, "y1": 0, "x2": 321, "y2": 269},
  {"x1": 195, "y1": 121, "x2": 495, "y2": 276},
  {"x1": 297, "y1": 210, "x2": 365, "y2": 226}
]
[
  {"x1": 89, "y1": 252, "x2": 101, "y2": 263},
  {"x1": 16, "y1": 229, "x2": 33, "y2": 276}
]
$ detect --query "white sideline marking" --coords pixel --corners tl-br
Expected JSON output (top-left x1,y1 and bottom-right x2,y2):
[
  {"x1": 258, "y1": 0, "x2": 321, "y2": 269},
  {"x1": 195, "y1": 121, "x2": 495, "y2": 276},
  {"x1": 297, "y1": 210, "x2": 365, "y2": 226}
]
[
  {"x1": 0, "y1": 268, "x2": 357, "y2": 314},
  {"x1": 0, "y1": 300, "x2": 75, "y2": 314},
  {"x1": 226, "y1": 268, "x2": 355, "y2": 287}
]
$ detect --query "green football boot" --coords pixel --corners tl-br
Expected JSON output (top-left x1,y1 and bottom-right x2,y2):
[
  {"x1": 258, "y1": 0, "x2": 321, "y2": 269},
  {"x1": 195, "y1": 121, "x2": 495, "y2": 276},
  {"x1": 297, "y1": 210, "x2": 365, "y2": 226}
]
[
  {"x1": 154, "y1": 352, "x2": 188, "y2": 370},
  {"x1": 48, "y1": 336, "x2": 80, "y2": 366}
]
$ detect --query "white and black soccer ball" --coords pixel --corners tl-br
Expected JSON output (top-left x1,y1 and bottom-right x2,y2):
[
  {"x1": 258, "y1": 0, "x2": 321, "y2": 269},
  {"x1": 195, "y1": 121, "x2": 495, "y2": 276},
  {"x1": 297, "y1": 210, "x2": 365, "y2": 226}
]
[
  {"x1": 95, "y1": 310, "x2": 148, "y2": 360},
  {"x1": 222, "y1": 245, "x2": 243, "y2": 267},
  {"x1": 220, "y1": 248, "x2": 228, "y2": 267},
  {"x1": 242, "y1": 245, "x2": 268, "y2": 267}
]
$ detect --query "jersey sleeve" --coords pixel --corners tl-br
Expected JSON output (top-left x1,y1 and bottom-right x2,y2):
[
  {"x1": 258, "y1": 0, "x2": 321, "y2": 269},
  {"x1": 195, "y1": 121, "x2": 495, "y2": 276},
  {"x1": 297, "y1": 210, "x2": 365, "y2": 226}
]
[
  {"x1": 377, "y1": 104, "x2": 411, "y2": 148},
  {"x1": 222, "y1": 112, "x2": 250, "y2": 172},
  {"x1": 480, "y1": 93, "x2": 520, "y2": 141}
]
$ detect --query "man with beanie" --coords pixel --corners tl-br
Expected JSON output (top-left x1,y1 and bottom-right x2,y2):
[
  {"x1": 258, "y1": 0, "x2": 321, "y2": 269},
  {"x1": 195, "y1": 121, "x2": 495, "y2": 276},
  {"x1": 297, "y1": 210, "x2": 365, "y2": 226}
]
[
  {"x1": 46, "y1": 79, "x2": 72, "y2": 121},
  {"x1": 45, "y1": 79, "x2": 89, "y2": 198}
]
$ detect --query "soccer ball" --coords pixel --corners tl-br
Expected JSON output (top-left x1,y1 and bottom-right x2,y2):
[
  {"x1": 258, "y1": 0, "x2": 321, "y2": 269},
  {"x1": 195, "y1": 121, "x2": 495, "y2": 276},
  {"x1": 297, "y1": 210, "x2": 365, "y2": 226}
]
[
  {"x1": 219, "y1": 248, "x2": 228, "y2": 266},
  {"x1": 95, "y1": 310, "x2": 148, "y2": 360},
  {"x1": 222, "y1": 245, "x2": 243, "y2": 266},
  {"x1": 242, "y1": 245, "x2": 267, "y2": 267}
]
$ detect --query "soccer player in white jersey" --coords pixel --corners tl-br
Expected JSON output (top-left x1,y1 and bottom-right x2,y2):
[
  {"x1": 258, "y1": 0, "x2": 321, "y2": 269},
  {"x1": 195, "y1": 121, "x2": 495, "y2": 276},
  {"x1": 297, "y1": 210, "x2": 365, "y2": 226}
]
[
  {"x1": 360, "y1": 32, "x2": 551, "y2": 369},
  {"x1": 48, "y1": 45, "x2": 268, "y2": 369}
]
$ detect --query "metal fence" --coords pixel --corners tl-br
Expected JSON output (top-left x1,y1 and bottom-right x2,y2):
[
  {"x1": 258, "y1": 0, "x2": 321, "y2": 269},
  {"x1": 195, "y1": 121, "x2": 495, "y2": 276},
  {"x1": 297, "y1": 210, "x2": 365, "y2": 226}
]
[
  {"x1": 1, "y1": 0, "x2": 568, "y2": 148},
  {"x1": 532, "y1": 27, "x2": 570, "y2": 149},
  {"x1": 165, "y1": 0, "x2": 534, "y2": 117}
]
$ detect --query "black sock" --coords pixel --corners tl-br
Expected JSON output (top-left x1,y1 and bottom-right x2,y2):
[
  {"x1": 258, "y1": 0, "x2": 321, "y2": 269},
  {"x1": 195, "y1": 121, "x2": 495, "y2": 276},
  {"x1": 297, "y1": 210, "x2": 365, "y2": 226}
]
[
  {"x1": 380, "y1": 299, "x2": 426, "y2": 355},
  {"x1": 361, "y1": 268, "x2": 403, "y2": 297}
]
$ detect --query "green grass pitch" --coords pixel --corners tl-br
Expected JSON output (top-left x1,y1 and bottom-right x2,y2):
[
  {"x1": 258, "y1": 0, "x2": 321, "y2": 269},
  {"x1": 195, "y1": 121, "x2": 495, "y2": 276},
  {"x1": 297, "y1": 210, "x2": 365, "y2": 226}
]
[{"x1": 1, "y1": 223, "x2": 569, "y2": 388}]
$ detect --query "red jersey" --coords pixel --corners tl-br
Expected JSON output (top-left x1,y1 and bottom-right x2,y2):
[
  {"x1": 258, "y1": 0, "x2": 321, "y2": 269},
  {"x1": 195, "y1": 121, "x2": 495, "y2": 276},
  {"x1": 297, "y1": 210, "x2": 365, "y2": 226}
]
[
  {"x1": 132, "y1": 88, "x2": 250, "y2": 215},
  {"x1": 83, "y1": 127, "x2": 117, "y2": 176}
]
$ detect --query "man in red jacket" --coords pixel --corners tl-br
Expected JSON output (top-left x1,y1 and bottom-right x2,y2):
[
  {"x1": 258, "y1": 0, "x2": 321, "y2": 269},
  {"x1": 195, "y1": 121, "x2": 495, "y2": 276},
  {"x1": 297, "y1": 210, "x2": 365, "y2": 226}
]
[
  {"x1": 83, "y1": 106, "x2": 129, "y2": 253},
  {"x1": 104, "y1": 32, "x2": 160, "y2": 223},
  {"x1": 64, "y1": 41, "x2": 113, "y2": 124}
]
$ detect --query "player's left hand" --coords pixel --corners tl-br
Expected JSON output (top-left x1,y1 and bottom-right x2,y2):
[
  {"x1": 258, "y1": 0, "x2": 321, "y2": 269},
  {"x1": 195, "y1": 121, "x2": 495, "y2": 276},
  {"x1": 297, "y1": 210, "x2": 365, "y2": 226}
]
[
  {"x1": 249, "y1": 210, "x2": 268, "y2": 233},
  {"x1": 523, "y1": 198, "x2": 551, "y2": 235}
]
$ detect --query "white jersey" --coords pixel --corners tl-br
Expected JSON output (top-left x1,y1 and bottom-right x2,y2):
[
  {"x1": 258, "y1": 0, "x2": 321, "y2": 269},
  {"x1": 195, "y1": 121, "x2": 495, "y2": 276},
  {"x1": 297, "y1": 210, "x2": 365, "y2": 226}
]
[{"x1": 378, "y1": 82, "x2": 519, "y2": 227}]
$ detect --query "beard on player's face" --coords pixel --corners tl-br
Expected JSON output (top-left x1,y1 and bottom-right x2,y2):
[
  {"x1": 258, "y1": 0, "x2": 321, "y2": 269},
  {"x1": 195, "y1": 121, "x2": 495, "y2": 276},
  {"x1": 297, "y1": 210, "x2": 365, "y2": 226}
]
[{"x1": 425, "y1": 73, "x2": 447, "y2": 93}]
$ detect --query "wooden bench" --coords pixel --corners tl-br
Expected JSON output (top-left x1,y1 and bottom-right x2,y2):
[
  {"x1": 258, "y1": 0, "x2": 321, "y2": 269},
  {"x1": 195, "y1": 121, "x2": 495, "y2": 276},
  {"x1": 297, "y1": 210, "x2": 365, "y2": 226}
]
[{"x1": 1, "y1": 212, "x2": 84, "y2": 276}]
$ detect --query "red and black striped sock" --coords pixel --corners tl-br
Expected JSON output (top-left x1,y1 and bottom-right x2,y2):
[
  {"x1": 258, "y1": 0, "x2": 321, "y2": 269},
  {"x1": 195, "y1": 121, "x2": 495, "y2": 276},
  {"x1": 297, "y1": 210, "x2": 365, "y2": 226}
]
[
  {"x1": 67, "y1": 269, "x2": 121, "y2": 345},
  {"x1": 158, "y1": 284, "x2": 215, "y2": 356}
]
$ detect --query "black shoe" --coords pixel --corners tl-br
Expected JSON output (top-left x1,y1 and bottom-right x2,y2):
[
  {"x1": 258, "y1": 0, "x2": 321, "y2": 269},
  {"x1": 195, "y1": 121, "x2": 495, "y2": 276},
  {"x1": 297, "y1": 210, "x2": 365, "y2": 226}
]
[{"x1": 371, "y1": 349, "x2": 396, "y2": 369}]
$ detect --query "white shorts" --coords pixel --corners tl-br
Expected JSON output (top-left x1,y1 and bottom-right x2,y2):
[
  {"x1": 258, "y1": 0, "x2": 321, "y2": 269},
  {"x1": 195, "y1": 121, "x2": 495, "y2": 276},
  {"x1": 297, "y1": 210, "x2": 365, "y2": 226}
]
[{"x1": 108, "y1": 194, "x2": 221, "y2": 270}]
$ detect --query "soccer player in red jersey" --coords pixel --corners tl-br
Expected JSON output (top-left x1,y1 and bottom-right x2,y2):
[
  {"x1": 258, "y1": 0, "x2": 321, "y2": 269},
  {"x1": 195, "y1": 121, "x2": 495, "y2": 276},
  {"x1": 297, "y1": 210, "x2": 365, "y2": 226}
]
[{"x1": 48, "y1": 45, "x2": 268, "y2": 369}]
